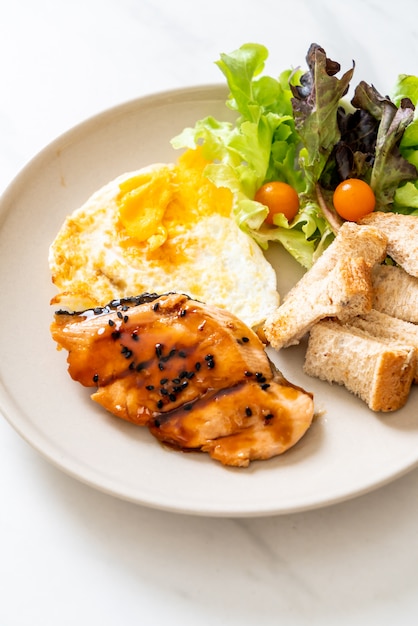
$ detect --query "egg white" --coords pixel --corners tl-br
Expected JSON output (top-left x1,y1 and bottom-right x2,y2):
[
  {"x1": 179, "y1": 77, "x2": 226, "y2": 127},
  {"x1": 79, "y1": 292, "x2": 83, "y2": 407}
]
[{"x1": 49, "y1": 165, "x2": 280, "y2": 328}]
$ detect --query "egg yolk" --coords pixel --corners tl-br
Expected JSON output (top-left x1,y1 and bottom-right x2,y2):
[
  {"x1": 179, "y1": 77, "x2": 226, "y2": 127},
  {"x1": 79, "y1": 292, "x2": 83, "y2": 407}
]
[{"x1": 117, "y1": 148, "x2": 232, "y2": 252}]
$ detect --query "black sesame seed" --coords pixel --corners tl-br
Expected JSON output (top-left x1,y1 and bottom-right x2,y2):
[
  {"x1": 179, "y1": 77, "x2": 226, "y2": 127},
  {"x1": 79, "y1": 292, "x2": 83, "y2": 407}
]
[
  {"x1": 185, "y1": 371, "x2": 195, "y2": 380},
  {"x1": 169, "y1": 393, "x2": 177, "y2": 402},
  {"x1": 117, "y1": 311, "x2": 123, "y2": 320},
  {"x1": 181, "y1": 380, "x2": 189, "y2": 389},
  {"x1": 178, "y1": 350, "x2": 187, "y2": 358},
  {"x1": 155, "y1": 343, "x2": 163, "y2": 358},
  {"x1": 244, "y1": 371, "x2": 253, "y2": 377},
  {"x1": 93, "y1": 307, "x2": 102, "y2": 315},
  {"x1": 195, "y1": 362, "x2": 201, "y2": 371},
  {"x1": 93, "y1": 374, "x2": 99, "y2": 383},
  {"x1": 146, "y1": 385, "x2": 154, "y2": 391},
  {"x1": 123, "y1": 315, "x2": 129, "y2": 323},
  {"x1": 131, "y1": 332, "x2": 139, "y2": 341},
  {"x1": 111, "y1": 330, "x2": 121, "y2": 340},
  {"x1": 183, "y1": 404, "x2": 193, "y2": 411},
  {"x1": 129, "y1": 362, "x2": 135, "y2": 370},
  {"x1": 136, "y1": 362, "x2": 146, "y2": 372},
  {"x1": 179, "y1": 309, "x2": 187, "y2": 317},
  {"x1": 156, "y1": 399, "x2": 163, "y2": 409},
  {"x1": 261, "y1": 383, "x2": 271, "y2": 390},
  {"x1": 179, "y1": 370, "x2": 188, "y2": 379},
  {"x1": 108, "y1": 319, "x2": 115, "y2": 327},
  {"x1": 265, "y1": 413, "x2": 274, "y2": 420},
  {"x1": 242, "y1": 336, "x2": 250, "y2": 343},
  {"x1": 160, "y1": 389, "x2": 168, "y2": 396},
  {"x1": 245, "y1": 407, "x2": 252, "y2": 417},
  {"x1": 121, "y1": 305, "x2": 129, "y2": 312},
  {"x1": 255, "y1": 372, "x2": 263, "y2": 380},
  {"x1": 172, "y1": 378, "x2": 180, "y2": 384},
  {"x1": 154, "y1": 419, "x2": 161, "y2": 428},
  {"x1": 161, "y1": 350, "x2": 176, "y2": 362},
  {"x1": 160, "y1": 378, "x2": 168, "y2": 385},
  {"x1": 205, "y1": 354, "x2": 215, "y2": 369},
  {"x1": 152, "y1": 302, "x2": 159, "y2": 312},
  {"x1": 158, "y1": 363, "x2": 165, "y2": 371}
]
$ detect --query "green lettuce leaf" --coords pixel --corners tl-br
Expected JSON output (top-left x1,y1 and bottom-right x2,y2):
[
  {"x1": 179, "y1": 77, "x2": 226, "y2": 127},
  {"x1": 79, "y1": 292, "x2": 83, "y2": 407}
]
[
  {"x1": 290, "y1": 43, "x2": 354, "y2": 192},
  {"x1": 171, "y1": 43, "x2": 418, "y2": 269},
  {"x1": 252, "y1": 204, "x2": 334, "y2": 267},
  {"x1": 391, "y1": 77, "x2": 418, "y2": 211},
  {"x1": 171, "y1": 43, "x2": 338, "y2": 268},
  {"x1": 393, "y1": 181, "x2": 418, "y2": 213},
  {"x1": 351, "y1": 82, "x2": 417, "y2": 208},
  {"x1": 391, "y1": 74, "x2": 418, "y2": 111}
]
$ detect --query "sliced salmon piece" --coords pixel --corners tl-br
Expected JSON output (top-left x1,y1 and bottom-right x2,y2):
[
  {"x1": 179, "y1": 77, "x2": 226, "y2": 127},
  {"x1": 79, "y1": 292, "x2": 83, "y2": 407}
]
[{"x1": 149, "y1": 371, "x2": 314, "y2": 467}]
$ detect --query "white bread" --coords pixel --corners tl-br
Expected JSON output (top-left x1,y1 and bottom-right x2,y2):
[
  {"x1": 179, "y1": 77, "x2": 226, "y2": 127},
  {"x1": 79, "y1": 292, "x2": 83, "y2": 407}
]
[
  {"x1": 372, "y1": 264, "x2": 418, "y2": 324},
  {"x1": 263, "y1": 256, "x2": 374, "y2": 349},
  {"x1": 360, "y1": 212, "x2": 418, "y2": 277},
  {"x1": 303, "y1": 319, "x2": 416, "y2": 412},
  {"x1": 263, "y1": 222, "x2": 387, "y2": 350},
  {"x1": 347, "y1": 309, "x2": 418, "y2": 383},
  {"x1": 282, "y1": 221, "x2": 387, "y2": 301},
  {"x1": 269, "y1": 214, "x2": 418, "y2": 411}
]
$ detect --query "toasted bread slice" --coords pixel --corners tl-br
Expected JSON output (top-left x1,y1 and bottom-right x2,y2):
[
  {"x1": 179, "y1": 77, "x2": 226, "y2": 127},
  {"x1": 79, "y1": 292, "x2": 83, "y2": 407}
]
[
  {"x1": 347, "y1": 309, "x2": 418, "y2": 383},
  {"x1": 263, "y1": 222, "x2": 387, "y2": 350},
  {"x1": 263, "y1": 256, "x2": 373, "y2": 349},
  {"x1": 282, "y1": 221, "x2": 387, "y2": 302},
  {"x1": 303, "y1": 319, "x2": 416, "y2": 412},
  {"x1": 360, "y1": 212, "x2": 418, "y2": 277},
  {"x1": 372, "y1": 264, "x2": 418, "y2": 324}
]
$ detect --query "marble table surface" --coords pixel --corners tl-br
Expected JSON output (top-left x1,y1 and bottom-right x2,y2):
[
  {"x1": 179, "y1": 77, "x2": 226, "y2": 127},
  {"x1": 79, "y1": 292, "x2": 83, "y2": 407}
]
[{"x1": 1, "y1": 1, "x2": 418, "y2": 624}]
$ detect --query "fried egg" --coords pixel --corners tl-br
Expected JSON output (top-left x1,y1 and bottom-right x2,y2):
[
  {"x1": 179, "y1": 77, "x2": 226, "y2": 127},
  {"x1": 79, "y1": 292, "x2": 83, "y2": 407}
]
[{"x1": 49, "y1": 148, "x2": 280, "y2": 328}]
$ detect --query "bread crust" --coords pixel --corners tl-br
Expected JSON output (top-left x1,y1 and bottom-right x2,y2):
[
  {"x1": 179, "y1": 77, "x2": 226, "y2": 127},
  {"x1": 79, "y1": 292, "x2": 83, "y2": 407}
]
[
  {"x1": 372, "y1": 264, "x2": 418, "y2": 324},
  {"x1": 263, "y1": 222, "x2": 387, "y2": 350},
  {"x1": 283, "y1": 221, "x2": 387, "y2": 300},
  {"x1": 266, "y1": 213, "x2": 418, "y2": 412},
  {"x1": 347, "y1": 309, "x2": 418, "y2": 383},
  {"x1": 360, "y1": 212, "x2": 418, "y2": 277},
  {"x1": 264, "y1": 257, "x2": 373, "y2": 349},
  {"x1": 303, "y1": 320, "x2": 416, "y2": 412}
]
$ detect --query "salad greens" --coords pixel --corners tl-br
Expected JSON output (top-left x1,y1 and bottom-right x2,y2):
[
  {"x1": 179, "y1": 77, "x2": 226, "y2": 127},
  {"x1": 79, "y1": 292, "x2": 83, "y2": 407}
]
[{"x1": 171, "y1": 43, "x2": 418, "y2": 268}]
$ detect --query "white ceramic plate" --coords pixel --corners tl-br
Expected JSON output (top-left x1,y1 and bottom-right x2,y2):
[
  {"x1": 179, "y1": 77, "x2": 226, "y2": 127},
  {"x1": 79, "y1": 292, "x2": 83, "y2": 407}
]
[{"x1": 1, "y1": 85, "x2": 418, "y2": 517}]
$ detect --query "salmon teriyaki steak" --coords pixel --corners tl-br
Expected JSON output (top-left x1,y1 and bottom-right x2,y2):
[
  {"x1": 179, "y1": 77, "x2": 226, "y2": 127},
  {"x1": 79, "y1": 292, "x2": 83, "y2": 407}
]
[{"x1": 51, "y1": 292, "x2": 314, "y2": 467}]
